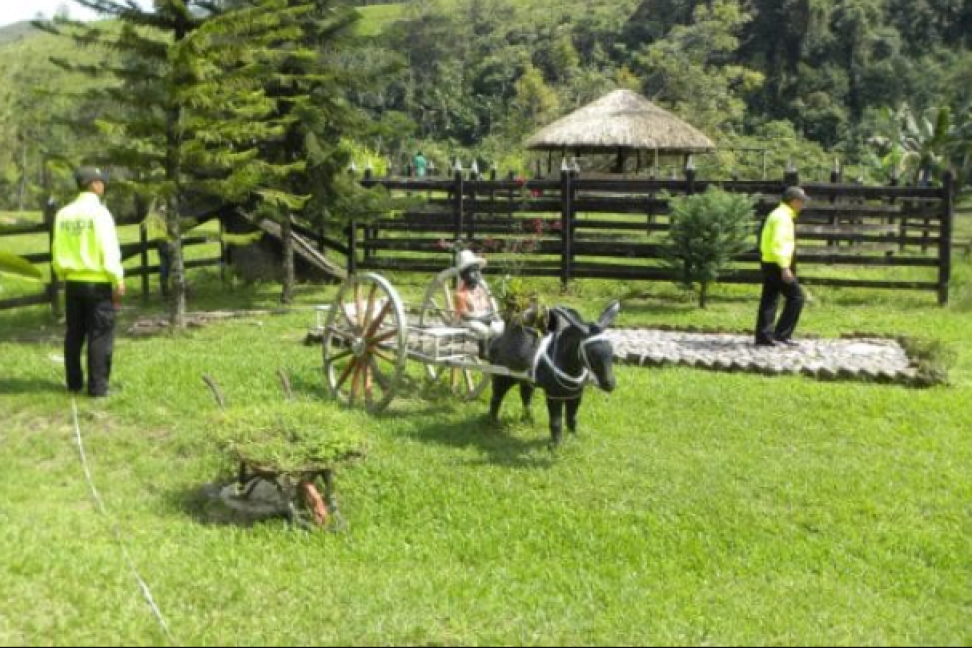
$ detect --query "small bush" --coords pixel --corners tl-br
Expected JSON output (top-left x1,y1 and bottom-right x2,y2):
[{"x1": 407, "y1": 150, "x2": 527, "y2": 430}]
[
  {"x1": 214, "y1": 402, "x2": 369, "y2": 474},
  {"x1": 664, "y1": 188, "x2": 756, "y2": 308},
  {"x1": 901, "y1": 338, "x2": 957, "y2": 386}
]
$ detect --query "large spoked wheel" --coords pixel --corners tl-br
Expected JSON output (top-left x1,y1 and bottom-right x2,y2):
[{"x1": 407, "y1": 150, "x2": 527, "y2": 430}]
[
  {"x1": 323, "y1": 273, "x2": 407, "y2": 413},
  {"x1": 419, "y1": 268, "x2": 491, "y2": 402}
]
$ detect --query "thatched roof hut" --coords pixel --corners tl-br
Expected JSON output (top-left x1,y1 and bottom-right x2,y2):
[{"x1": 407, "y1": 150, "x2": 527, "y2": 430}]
[{"x1": 526, "y1": 89, "x2": 714, "y2": 173}]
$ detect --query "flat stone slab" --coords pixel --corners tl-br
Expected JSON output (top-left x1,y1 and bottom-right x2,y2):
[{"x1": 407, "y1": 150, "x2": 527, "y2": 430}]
[{"x1": 605, "y1": 329, "x2": 919, "y2": 384}]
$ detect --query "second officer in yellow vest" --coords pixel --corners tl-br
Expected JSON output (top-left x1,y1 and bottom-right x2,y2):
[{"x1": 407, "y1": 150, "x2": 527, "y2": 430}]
[{"x1": 755, "y1": 186, "x2": 809, "y2": 347}]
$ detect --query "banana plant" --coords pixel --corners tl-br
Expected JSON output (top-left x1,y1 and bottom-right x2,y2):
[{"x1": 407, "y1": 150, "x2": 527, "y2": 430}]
[
  {"x1": 0, "y1": 250, "x2": 43, "y2": 282},
  {"x1": 869, "y1": 104, "x2": 972, "y2": 186}
]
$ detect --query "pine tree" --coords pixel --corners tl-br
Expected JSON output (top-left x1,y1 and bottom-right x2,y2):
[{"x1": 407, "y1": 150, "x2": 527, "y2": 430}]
[
  {"x1": 45, "y1": 0, "x2": 373, "y2": 311},
  {"x1": 40, "y1": 0, "x2": 225, "y2": 327},
  {"x1": 664, "y1": 188, "x2": 756, "y2": 309},
  {"x1": 250, "y1": 0, "x2": 364, "y2": 304}
]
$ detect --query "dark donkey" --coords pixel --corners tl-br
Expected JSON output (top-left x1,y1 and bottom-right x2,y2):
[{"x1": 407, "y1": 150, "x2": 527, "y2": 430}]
[{"x1": 488, "y1": 302, "x2": 621, "y2": 446}]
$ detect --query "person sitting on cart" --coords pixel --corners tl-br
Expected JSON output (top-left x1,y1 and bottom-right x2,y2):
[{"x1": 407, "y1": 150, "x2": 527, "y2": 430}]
[{"x1": 455, "y1": 250, "x2": 505, "y2": 347}]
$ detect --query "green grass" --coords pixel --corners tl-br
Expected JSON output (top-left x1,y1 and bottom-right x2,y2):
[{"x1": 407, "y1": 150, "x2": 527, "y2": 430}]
[
  {"x1": 354, "y1": 0, "x2": 638, "y2": 38},
  {"x1": 1, "y1": 254, "x2": 970, "y2": 645},
  {"x1": 355, "y1": 3, "x2": 408, "y2": 37}
]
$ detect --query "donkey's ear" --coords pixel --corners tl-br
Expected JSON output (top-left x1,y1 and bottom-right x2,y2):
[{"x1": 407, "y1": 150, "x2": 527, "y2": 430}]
[
  {"x1": 548, "y1": 307, "x2": 586, "y2": 333},
  {"x1": 598, "y1": 301, "x2": 622, "y2": 329}
]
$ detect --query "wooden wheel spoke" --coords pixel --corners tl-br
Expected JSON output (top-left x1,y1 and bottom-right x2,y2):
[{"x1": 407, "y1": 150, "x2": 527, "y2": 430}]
[
  {"x1": 328, "y1": 348, "x2": 354, "y2": 364},
  {"x1": 349, "y1": 361, "x2": 364, "y2": 405},
  {"x1": 372, "y1": 347, "x2": 399, "y2": 365},
  {"x1": 464, "y1": 370, "x2": 476, "y2": 393},
  {"x1": 369, "y1": 358, "x2": 392, "y2": 392},
  {"x1": 364, "y1": 362, "x2": 374, "y2": 406},
  {"x1": 365, "y1": 301, "x2": 394, "y2": 340},
  {"x1": 362, "y1": 283, "x2": 378, "y2": 330},
  {"x1": 335, "y1": 357, "x2": 359, "y2": 391}
]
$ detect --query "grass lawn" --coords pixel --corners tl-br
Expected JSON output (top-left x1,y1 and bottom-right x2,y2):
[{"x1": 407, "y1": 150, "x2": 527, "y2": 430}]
[{"x1": 0, "y1": 240, "x2": 970, "y2": 644}]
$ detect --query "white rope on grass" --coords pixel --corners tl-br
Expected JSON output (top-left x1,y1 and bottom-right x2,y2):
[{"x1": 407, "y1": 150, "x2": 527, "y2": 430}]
[{"x1": 70, "y1": 397, "x2": 176, "y2": 644}]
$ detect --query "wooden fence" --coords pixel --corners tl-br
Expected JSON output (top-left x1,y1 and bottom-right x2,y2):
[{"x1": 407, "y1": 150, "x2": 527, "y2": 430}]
[
  {"x1": 355, "y1": 169, "x2": 957, "y2": 305},
  {"x1": 0, "y1": 203, "x2": 225, "y2": 314}
]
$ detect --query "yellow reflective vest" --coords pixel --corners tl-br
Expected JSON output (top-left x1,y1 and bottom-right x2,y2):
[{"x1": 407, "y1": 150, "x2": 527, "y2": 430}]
[
  {"x1": 760, "y1": 202, "x2": 797, "y2": 270},
  {"x1": 52, "y1": 192, "x2": 124, "y2": 287}
]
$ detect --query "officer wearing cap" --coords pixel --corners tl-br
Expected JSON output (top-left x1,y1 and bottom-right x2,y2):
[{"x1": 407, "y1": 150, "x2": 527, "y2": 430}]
[
  {"x1": 52, "y1": 166, "x2": 125, "y2": 397},
  {"x1": 755, "y1": 186, "x2": 809, "y2": 347}
]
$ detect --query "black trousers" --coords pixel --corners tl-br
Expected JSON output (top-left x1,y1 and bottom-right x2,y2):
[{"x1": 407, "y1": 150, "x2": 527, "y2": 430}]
[
  {"x1": 755, "y1": 263, "x2": 805, "y2": 344},
  {"x1": 65, "y1": 282, "x2": 116, "y2": 397}
]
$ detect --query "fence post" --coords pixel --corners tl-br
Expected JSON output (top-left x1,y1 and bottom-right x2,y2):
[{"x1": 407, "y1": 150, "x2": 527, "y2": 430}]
[
  {"x1": 140, "y1": 223, "x2": 151, "y2": 299},
  {"x1": 560, "y1": 160, "x2": 573, "y2": 289},
  {"x1": 347, "y1": 220, "x2": 358, "y2": 275},
  {"x1": 507, "y1": 170, "x2": 516, "y2": 228},
  {"x1": 453, "y1": 161, "x2": 465, "y2": 242},
  {"x1": 468, "y1": 162, "x2": 478, "y2": 242},
  {"x1": 44, "y1": 196, "x2": 60, "y2": 317},
  {"x1": 939, "y1": 171, "x2": 954, "y2": 306},
  {"x1": 829, "y1": 159, "x2": 841, "y2": 247}
]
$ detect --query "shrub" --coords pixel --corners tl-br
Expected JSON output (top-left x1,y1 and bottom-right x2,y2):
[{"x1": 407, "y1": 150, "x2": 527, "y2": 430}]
[
  {"x1": 664, "y1": 187, "x2": 756, "y2": 308},
  {"x1": 214, "y1": 402, "x2": 368, "y2": 474}
]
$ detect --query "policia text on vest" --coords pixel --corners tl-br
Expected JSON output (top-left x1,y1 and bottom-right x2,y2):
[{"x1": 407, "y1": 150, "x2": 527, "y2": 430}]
[{"x1": 52, "y1": 167, "x2": 126, "y2": 398}]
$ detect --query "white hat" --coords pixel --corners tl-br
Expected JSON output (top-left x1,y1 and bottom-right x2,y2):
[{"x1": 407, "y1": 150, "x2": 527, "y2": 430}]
[{"x1": 457, "y1": 250, "x2": 487, "y2": 272}]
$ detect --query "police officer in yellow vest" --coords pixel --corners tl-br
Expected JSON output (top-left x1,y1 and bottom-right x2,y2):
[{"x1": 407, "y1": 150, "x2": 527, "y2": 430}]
[
  {"x1": 755, "y1": 186, "x2": 809, "y2": 347},
  {"x1": 52, "y1": 167, "x2": 125, "y2": 397}
]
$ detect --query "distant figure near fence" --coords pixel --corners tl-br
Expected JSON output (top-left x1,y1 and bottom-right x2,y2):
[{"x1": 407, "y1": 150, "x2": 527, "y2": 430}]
[
  {"x1": 755, "y1": 187, "x2": 809, "y2": 348},
  {"x1": 413, "y1": 151, "x2": 428, "y2": 178}
]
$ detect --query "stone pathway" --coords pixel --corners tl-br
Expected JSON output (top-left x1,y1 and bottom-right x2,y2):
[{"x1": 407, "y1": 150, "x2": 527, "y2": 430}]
[
  {"x1": 306, "y1": 313, "x2": 923, "y2": 385},
  {"x1": 606, "y1": 329, "x2": 919, "y2": 384}
]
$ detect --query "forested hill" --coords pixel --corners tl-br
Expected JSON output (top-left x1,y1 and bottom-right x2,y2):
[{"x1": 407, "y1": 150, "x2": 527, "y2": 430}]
[
  {"x1": 345, "y1": 0, "x2": 971, "y2": 176},
  {"x1": 0, "y1": 0, "x2": 969, "y2": 212}
]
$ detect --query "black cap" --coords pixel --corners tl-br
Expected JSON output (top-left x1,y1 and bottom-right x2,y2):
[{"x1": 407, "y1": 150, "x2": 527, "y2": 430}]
[
  {"x1": 74, "y1": 166, "x2": 109, "y2": 190},
  {"x1": 782, "y1": 186, "x2": 809, "y2": 203}
]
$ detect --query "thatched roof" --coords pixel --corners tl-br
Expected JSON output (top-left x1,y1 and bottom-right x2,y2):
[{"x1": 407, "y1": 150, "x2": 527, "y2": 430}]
[{"x1": 526, "y1": 89, "x2": 715, "y2": 154}]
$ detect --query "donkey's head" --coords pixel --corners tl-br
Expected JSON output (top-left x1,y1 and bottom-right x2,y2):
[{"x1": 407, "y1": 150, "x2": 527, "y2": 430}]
[{"x1": 547, "y1": 302, "x2": 621, "y2": 393}]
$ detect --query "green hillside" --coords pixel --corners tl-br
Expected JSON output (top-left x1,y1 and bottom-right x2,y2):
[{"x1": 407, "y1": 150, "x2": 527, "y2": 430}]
[{"x1": 0, "y1": 21, "x2": 41, "y2": 46}]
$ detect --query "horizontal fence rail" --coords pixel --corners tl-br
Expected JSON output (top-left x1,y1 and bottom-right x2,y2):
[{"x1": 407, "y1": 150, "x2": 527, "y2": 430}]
[
  {"x1": 0, "y1": 210, "x2": 225, "y2": 314},
  {"x1": 354, "y1": 170, "x2": 956, "y2": 305}
]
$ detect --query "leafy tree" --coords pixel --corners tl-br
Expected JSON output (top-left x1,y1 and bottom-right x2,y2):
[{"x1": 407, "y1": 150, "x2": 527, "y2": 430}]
[
  {"x1": 633, "y1": 0, "x2": 764, "y2": 134},
  {"x1": 664, "y1": 188, "x2": 756, "y2": 309}
]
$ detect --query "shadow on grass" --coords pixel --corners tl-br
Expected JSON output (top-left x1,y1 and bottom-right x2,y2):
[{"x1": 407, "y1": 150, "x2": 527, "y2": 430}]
[
  {"x1": 0, "y1": 377, "x2": 68, "y2": 396},
  {"x1": 172, "y1": 481, "x2": 286, "y2": 530},
  {"x1": 284, "y1": 355, "x2": 557, "y2": 469},
  {"x1": 397, "y1": 414, "x2": 557, "y2": 470}
]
